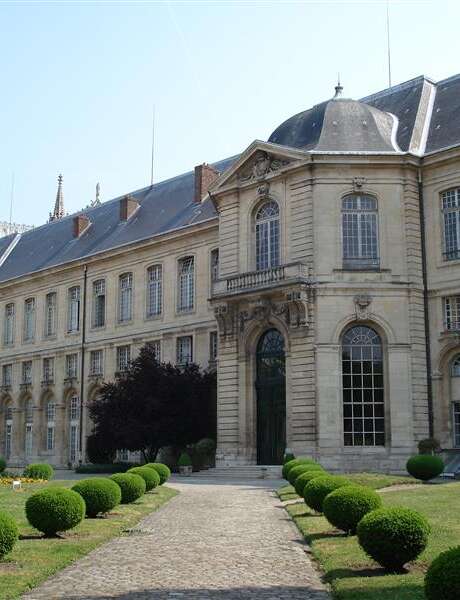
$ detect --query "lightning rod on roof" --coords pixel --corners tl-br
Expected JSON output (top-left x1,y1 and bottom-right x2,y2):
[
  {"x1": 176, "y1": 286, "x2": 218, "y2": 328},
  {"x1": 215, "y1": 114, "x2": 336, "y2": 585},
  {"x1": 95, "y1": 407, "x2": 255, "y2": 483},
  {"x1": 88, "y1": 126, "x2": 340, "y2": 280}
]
[
  {"x1": 9, "y1": 172, "x2": 15, "y2": 228},
  {"x1": 386, "y1": 0, "x2": 392, "y2": 88},
  {"x1": 150, "y1": 104, "x2": 156, "y2": 187}
]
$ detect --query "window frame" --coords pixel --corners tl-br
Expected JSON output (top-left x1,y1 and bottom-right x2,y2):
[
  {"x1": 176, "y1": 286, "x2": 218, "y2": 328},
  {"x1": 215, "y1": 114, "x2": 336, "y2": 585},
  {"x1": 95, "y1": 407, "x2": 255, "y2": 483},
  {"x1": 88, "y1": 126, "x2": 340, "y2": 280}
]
[
  {"x1": 176, "y1": 335, "x2": 193, "y2": 365},
  {"x1": 44, "y1": 292, "x2": 57, "y2": 338},
  {"x1": 67, "y1": 286, "x2": 81, "y2": 333},
  {"x1": 92, "y1": 279, "x2": 106, "y2": 329},
  {"x1": 116, "y1": 345, "x2": 131, "y2": 372},
  {"x1": 118, "y1": 273, "x2": 133, "y2": 323},
  {"x1": 89, "y1": 349, "x2": 104, "y2": 376},
  {"x1": 441, "y1": 188, "x2": 460, "y2": 261},
  {"x1": 341, "y1": 193, "x2": 380, "y2": 270},
  {"x1": 4, "y1": 303, "x2": 15, "y2": 346},
  {"x1": 23, "y1": 297, "x2": 36, "y2": 342},
  {"x1": 146, "y1": 264, "x2": 163, "y2": 318},
  {"x1": 444, "y1": 296, "x2": 460, "y2": 331},
  {"x1": 177, "y1": 256, "x2": 195, "y2": 313},
  {"x1": 254, "y1": 200, "x2": 280, "y2": 271}
]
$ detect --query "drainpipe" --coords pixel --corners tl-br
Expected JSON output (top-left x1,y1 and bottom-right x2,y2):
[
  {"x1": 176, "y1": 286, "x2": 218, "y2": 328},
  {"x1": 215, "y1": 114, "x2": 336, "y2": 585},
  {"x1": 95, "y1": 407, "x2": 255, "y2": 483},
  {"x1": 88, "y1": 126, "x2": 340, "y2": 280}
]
[
  {"x1": 79, "y1": 264, "x2": 88, "y2": 463},
  {"x1": 418, "y1": 168, "x2": 434, "y2": 438}
]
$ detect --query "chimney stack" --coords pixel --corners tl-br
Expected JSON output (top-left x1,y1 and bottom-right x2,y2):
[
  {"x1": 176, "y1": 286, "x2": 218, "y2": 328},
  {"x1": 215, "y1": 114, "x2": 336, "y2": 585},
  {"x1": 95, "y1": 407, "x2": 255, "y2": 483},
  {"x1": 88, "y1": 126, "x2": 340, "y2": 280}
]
[
  {"x1": 73, "y1": 214, "x2": 91, "y2": 238},
  {"x1": 120, "y1": 195, "x2": 140, "y2": 221},
  {"x1": 194, "y1": 163, "x2": 220, "y2": 203}
]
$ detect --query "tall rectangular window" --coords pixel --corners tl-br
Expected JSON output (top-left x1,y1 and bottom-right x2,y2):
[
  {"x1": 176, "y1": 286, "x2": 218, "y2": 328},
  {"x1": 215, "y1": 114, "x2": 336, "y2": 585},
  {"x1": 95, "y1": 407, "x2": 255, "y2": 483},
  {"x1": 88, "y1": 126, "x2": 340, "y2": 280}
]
[
  {"x1": 442, "y1": 188, "x2": 460, "y2": 261},
  {"x1": 92, "y1": 279, "x2": 106, "y2": 328},
  {"x1": 209, "y1": 331, "x2": 218, "y2": 363},
  {"x1": 210, "y1": 249, "x2": 219, "y2": 282},
  {"x1": 45, "y1": 292, "x2": 57, "y2": 337},
  {"x1": 23, "y1": 298, "x2": 36, "y2": 342},
  {"x1": 4, "y1": 303, "x2": 15, "y2": 345},
  {"x1": 2, "y1": 364, "x2": 12, "y2": 387},
  {"x1": 90, "y1": 350, "x2": 103, "y2": 375},
  {"x1": 146, "y1": 265, "x2": 162, "y2": 317},
  {"x1": 176, "y1": 336, "x2": 193, "y2": 365},
  {"x1": 342, "y1": 194, "x2": 379, "y2": 269},
  {"x1": 46, "y1": 426, "x2": 55, "y2": 451},
  {"x1": 43, "y1": 357, "x2": 54, "y2": 383},
  {"x1": 454, "y1": 402, "x2": 460, "y2": 448},
  {"x1": 70, "y1": 395, "x2": 80, "y2": 421},
  {"x1": 119, "y1": 273, "x2": 133, "y2": 322},
  {"x1": 47, "y1": 400, "x2": 56, "y2": 451},
  {"x1": 177, "y1": 257, "x2": 194, "y2": 312},
  {"x1": 65, "y1": 353, "x2": 78, "y2": 379},
  {"x1": 25, "y1": 423, "x2": 33, "y2": 456},
  {"x1": 148, "y1": 340, "x2": 161, "y2": 362},
  {"x1": 116, "y1": 345, "x2": 131, "y2": 372},
  {"x1": 67, "y1": 286, "x2": 81, "y2": 333},
  {"x1": 444, "y1": 296, "x2": 460, "y2": 331},
  {"x1": 22, "y1": 361, "x2": 32, "y2": 384},
  {"x1": 4, "y1": 406, "x2": 12, "y2": 458}
]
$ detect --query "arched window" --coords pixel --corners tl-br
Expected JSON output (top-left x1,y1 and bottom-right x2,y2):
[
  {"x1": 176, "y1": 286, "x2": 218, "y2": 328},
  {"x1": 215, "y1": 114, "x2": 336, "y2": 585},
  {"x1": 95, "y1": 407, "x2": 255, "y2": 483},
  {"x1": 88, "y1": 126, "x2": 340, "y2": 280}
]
[
  {"x1": 255, "y1": 201, "x2": 280, "y2": 271},
  {"x1": 452, "y1": 355, "x2": 460, "y2": 377},
  {"x1": 342, "y1": 194, "x2": 379, "y2": 269},
  {"x1": 342, "y1": 325, "x2": 384, "y2": 446}
]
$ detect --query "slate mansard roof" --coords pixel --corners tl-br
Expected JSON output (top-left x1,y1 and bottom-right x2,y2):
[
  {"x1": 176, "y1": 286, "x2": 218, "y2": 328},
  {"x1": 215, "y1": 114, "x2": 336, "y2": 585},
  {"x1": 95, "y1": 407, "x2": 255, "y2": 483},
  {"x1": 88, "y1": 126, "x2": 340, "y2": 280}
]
[{"x1": 1, "y1": 72, "x2": 460, "y2": 285}]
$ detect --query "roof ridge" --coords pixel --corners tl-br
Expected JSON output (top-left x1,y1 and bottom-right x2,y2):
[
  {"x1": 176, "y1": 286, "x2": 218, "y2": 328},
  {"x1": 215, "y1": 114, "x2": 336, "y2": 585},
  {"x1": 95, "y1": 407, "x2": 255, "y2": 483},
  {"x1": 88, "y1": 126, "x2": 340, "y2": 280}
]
[{"x1": 360, "y1": 75, "x2": 433, "y2": 103}]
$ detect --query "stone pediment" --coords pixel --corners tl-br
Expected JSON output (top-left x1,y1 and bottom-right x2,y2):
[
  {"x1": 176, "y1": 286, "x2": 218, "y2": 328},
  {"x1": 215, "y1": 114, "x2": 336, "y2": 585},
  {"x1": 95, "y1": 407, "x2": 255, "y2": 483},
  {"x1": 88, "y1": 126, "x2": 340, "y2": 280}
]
[{"x1": 208, "y1": 141, "x2": 307, "y2": 194}]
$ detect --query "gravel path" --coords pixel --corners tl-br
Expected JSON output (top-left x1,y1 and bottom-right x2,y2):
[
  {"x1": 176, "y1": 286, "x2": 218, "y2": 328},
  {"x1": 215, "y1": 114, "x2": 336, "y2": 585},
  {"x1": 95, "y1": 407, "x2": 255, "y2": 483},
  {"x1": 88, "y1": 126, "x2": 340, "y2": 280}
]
[{"x1": 23, "y1": 478, "x2": 330, "y2": 599}]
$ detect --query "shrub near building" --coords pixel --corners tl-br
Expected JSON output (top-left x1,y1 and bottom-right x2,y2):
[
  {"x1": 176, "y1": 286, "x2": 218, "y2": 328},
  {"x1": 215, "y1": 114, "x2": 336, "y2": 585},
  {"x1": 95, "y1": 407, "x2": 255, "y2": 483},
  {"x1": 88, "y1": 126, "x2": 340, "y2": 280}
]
[
  {"x1": 25, "y1": 488, "x2": 85, "y2": 536},
  {"x1": 23, "y1": 463, "x2": 54, "y2": 480},
  {"x1": 406, "y1": 455, "x2": 444, "y2": 482},
  {"x1": 303, "y1": 475, "x2": 351, "y2": 513},
  {"x1": 0, "y1": 512, "x2": 18, "y2": 558},
  {"x1": 127, "y1": 466, "x2": 160, "y2": 491},
  {"x1": 294, "y1": 469, "x2": 327, "y2": 497},
  {"x1": 287, "y1": 463, "x2": 323, "y2": 486},
  {"x1": 282, "y1": 458, "x2": 317, "y2": 480},
  {"x1": 72, "y1": 478, "x2": 122, "y2": 518},
  {"x1": 323, "y1": 485, "x2": 382, "y2": 534},
  {"x1": 425, "y1": 546, "x2": 460, "y2": 600},
  {"x1": 110, "y1": 473, "x2": 146, "y2": 503},
  {"x1": 145, "y1": 463, "x2": 171, "y2": 485}
]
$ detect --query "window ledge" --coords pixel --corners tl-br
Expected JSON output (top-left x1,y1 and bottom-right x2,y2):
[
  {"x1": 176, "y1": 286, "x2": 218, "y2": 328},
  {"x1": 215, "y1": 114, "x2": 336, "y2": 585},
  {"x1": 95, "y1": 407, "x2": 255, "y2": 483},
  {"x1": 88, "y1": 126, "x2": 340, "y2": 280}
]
[{"x1": 334, "y1": 267, "x2": 390, "y2": 274}]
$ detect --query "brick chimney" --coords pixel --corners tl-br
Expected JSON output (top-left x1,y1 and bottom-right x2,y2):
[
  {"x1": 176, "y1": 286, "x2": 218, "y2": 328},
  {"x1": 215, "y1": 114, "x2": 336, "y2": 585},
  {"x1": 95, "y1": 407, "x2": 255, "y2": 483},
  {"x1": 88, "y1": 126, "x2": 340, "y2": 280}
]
[
  {"x1": 194, "y1": 163, "x2": 220, "y2": 203},
  {"x1": 120, "y1": 195, "x2": 140, "y2": 221},
  {"x1": 73, "y1": 214, "x2": 91, "y2": 238}
]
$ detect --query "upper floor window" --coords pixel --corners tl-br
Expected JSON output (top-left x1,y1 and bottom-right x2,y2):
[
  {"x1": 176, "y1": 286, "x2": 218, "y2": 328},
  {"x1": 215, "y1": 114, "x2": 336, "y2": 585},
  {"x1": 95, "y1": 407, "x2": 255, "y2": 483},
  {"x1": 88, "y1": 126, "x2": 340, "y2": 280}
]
[
  {"x1": 2, "y1": 364, "x2": 12, "y2": 387},
  {"x1": 176, "y1": 335, "x2": 193, "y2": 365},
  {"x1": 444, "y1": 296, "x2": 460, "y2": 331},
  {"x1": 67, "y1": 286, "x2": 81, "y2": 333},
  {"x1": 4, "y1": 303, "x2": 15, "y2": 346},
  {"x1": 70, "y1": 395, "x2": 80, "y2": 421},
  {"x1": 45, "y1": 292, "x2": 57, "y2": 337},
  {"x1": 342, "y1": 194, "x2": 379, "y2": 269},
  {"x1": 147, "y1": 265, "x2": 162, "y2": 318},
  {"x1": 23, "y1": 298, "x2": 36, "y2": 342},
  {"x1": 92, "y1": 279, "x2": 106, "y2": 328},
  {"x1": 255, "y1": 201, "x2": 280, "y2": 271},
  {"x1": 22, "y1": 361, "x2": 32, "y2": 384},
  {"x1": 25, "y1": 399, "x2": 33, "y2": 422},
  {"x1": 210, "y1": 249, "x2": 219, "y2": 282},
  {"x1": 65, "y1": 353, "x2": 78, "y2": 379},
  {"x1": 209, "y1": 331, "x2": 218, "y2": 363},
  {"x1": 119, "y1": 273, "x2": 133, "y2": 322},
  {"x1": 90, "y1": 349, "x2": 103, "y2": 376},
  {"x1": 452, "y1": 355, "x2": 460, "y2": 377},
  {"x1": 177, "y1": 257, "x2": 194, "y2": 313},
  {"x1": 441, "y1": 188, "x2": 460, "y2": 261},
  {"x1": 43, "y1": 357, "x2": 54, "y2": 383},
  {"x1": 116, "y1": 345, "x2": 131, "y2": 372}
]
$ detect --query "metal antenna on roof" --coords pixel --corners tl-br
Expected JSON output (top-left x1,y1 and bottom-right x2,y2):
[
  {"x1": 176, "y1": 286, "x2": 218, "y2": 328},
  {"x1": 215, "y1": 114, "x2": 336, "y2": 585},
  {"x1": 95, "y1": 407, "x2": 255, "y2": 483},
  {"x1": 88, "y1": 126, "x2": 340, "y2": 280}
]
[
  {"x1": 150, "y1": 104, "x2": 156, "y2": 187},
  {"x1": 386, "y1": 0, "x2": 392, "y2": 88},
  {"x1": 9, "y1": 172, "x2": 15, "y2": 229}
]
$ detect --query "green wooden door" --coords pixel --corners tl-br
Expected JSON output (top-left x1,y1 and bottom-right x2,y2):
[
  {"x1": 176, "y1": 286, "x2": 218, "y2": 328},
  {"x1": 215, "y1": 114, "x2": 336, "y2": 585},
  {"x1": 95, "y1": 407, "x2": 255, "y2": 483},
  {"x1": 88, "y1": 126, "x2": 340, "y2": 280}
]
[{"x1": 256, "y1": 329, "x2": 286, "y2": 465}]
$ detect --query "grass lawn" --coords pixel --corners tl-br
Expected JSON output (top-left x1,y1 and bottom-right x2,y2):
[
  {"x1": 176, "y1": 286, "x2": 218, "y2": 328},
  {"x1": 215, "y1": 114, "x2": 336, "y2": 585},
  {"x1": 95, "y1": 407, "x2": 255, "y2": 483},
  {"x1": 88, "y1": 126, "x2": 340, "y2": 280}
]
[
  {"x1": 278, "y1": 477, "x2": 460, "y2": 600},
  {"x1": 0, "y1": 479, "x2": 177, "y2": 599}
]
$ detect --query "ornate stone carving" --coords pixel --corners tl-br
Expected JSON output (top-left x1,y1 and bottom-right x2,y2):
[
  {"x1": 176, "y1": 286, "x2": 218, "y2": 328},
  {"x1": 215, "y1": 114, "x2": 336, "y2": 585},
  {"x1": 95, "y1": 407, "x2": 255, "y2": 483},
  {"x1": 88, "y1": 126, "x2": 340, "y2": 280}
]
[
  {"x1": 257, "y1": 182, "x2": 270, "y2": 197},
  {"x1": 214, "y1": 304, "x2": 236, "y2": 339},
  {"x1": 285, "y1": 290, "x2": 310, "y2": 328},
  {"x1": 354, "y1": 294, "x2": 372, "y2": 320},
  {"x1": 239, "y1": 151, "x2": 290, "y2": 182},
  {"x1": 352, "y1": 176, "x2": 366, "y2": 190}
]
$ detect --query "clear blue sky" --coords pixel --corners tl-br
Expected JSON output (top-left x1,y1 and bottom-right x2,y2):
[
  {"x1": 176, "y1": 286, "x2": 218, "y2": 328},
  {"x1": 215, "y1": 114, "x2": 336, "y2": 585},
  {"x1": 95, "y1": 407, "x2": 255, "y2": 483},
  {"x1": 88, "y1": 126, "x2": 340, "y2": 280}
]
[{"x1": 1, "y1": 0, "x2": 459, "y2": 226}]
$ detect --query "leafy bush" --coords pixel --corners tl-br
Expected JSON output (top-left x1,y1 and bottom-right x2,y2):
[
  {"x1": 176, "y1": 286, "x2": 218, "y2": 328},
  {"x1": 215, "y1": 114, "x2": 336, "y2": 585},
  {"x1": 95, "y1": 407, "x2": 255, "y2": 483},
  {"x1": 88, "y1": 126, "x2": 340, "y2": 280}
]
[
  {"x1": 283, "y1": 453, "x2": 295, "y2": 464},
  {"x1": 323, "y1": 485, "x2": 382, "y2": 534},
  {"x1": 406, "y1": 455, "x2": 444, "y2": 481},
  {"x1": 178, "y1": 452, "x2": 192, "y2": 467},
  {"x1": 294, "y1": 470, "x2": 327, "y2": 497},
  {"x1": 0, "y1": 512, "x2": 18, "y2": 558},
  {"x1": 127, "y1": 466, "x2": 160, "y2": 491},
  {"x1": 86, "y1": 434, "x2": 116, "y2": 465},
  {"x1": 287, "y1": 463, "x2": 323, "y2": 486},
  {"x1": 72, "y1": 478, "x2": 122, "y2": 517},
  {"x1": 145, "y1": 463, "x2": 171, "y2": 485},
  {"x1": 303, "y1": 475, "x2": 351, "y2": 513},
  {"x1": 75, "y1": 462, "x2": 138, "y2": 474},
  {"x1": 357, "y1": 507, "x2": 430, "y2": 571},
  {"x1": 110, "y1": 473, "x2": 146, "y2": 503},
  {"x1": 418, "y1": 437, "x2": 441, "y2": 455},
  {"x1": 23, "y1": 463, "x2": 54, "y2": 480},
  {"x1": 425, "y1": 546, "x2": 460, "y2": 600},
  {"x1": 0, "y1": 458, "x2": 6, "y2": 474},
  {"x1": 25, "y1": 488, "x2": 85, "y2": 536},
  {"x1": 282, "y1": 458, "x2": 317, "y2": 480},
  {"x1": 195, "y1": 438, "x2": 216, "y2": 455}
]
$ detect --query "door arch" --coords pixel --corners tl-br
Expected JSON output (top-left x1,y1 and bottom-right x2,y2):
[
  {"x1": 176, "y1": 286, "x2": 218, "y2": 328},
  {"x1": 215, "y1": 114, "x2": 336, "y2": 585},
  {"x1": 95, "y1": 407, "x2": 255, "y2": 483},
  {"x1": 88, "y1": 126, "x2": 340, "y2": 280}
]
[{"x1": 255, "y1": 328, "x2": 286, "y2": 465}]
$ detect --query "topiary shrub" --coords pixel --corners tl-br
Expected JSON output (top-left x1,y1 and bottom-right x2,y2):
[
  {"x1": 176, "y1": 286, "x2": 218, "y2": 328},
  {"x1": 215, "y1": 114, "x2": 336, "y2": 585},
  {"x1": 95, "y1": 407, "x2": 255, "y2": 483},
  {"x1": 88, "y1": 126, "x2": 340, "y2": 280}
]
[
  {"x1": 25, "y1": 487, "x2": 85, "y2": 536},
  {"x1": 283, "y1": 453, "x2": 295, "y2": 464},
  {"x1": 406, "y1": 455, "x2": 444, "y2": 481},
  {"x1": 0, "y1": 512, "x2": 18, "y2": 558},
  {"x1": 282, "y1": 458, "x2": 317, "y2": 480},
  {"x1": 127, "y1": 466, "x2": 160, "y2": 491},
  {"x1": 23, "y1": 463, "x2": 54, "y2": 480},
  {"x1": 287, "y1": 463, "x2": 324, "y2": 486},
  {"x1": 145, "y1": 463, "x2": 171, "y2": 485},
  {"x1": 0, "y1": 458, "x2": 6, "y2": 474},
  {"x1": 303, "y1": 475, "x2": 351, "y2": 513},
  {"x1": 177, "y1": 452, "x2": 192, "y2": 467},
  {"x1": 71, "y1": 478, "x2": 122, "y2": 517},
  {"x1": 110, "y1": 473, "x2": 146, "y2": 503},
  {"x1": 323, "y1": 485, "x2": 382, "y2": 534},
  {"x1": 425, "y1": 546, "x2": 460, "y2": 600},
  {"x1": 357, "y1": 507, "x2": 430, "y2": 571},
  {"x1": 294, "y1": 469, "x2": 328, "y2": 497}
]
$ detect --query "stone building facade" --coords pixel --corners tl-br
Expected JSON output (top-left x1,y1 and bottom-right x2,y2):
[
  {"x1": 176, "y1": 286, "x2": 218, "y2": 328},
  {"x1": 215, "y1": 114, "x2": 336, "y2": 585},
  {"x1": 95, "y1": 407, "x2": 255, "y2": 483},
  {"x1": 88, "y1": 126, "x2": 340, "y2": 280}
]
[{"x1": 1, "y1": 73, "x2": 460, "y2": 471}]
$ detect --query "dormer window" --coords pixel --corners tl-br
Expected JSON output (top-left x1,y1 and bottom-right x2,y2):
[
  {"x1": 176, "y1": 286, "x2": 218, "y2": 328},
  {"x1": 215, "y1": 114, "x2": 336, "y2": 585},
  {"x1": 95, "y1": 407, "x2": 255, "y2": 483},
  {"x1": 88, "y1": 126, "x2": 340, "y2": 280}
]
[{"x1": 255, "y1": 201, "x2": 280, "y2": 271}]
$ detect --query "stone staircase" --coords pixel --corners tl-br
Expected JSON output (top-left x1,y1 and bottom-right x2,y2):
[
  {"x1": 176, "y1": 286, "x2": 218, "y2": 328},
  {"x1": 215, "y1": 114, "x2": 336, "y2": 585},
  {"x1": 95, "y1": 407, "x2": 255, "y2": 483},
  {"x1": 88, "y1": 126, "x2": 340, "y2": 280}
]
[{"x1": 189, "y1": 465, "x2": 283, "y2": 480}]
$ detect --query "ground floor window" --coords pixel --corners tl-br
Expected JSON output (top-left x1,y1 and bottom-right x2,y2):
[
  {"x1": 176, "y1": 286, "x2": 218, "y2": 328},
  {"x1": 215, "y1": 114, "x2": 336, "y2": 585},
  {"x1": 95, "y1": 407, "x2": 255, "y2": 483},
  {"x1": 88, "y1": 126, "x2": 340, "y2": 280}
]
[
  {"x1": 25, "y1": 424, "x2": 33, "y2": 456},
  {"x1": 454, "y1": 402, "x2": 460, "y2": 447},
  {"x1": 69, "y1": 424, "x2": 79, "y2": 463},
  {"x1": 342, "y1": 325, "x2": 385, "y2": 447}
]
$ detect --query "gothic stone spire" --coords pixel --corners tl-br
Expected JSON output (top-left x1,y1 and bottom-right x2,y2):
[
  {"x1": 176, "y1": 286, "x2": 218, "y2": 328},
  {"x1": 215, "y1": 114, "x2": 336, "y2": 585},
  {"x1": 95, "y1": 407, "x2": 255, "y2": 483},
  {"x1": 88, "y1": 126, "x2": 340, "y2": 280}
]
[{"x1": 49, "y1": 174, "x2": 65, "y2": 222}]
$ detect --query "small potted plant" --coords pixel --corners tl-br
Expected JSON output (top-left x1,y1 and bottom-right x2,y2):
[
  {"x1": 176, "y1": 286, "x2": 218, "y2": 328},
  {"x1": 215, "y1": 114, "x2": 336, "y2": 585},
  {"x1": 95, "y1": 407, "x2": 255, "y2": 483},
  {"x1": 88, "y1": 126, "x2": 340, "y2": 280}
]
[{"x1": 178, "y1": 452, "x2": 193, "y2": 476}]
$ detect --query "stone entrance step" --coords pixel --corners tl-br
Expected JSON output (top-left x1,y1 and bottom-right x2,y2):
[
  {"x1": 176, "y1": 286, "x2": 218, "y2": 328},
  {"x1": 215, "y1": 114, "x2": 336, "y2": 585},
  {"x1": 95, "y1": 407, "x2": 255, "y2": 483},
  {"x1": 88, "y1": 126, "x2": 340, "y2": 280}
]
[{"x1": 190, "y1": 465, "x2": 283, "y2": 479}]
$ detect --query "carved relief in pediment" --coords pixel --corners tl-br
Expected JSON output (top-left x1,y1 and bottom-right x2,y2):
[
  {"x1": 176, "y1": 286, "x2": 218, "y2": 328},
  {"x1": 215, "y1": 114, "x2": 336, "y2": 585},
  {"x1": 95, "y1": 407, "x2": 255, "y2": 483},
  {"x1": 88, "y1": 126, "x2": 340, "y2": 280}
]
[{"x1": 238, "y1": 151, "x2": 291, "y2": 183}]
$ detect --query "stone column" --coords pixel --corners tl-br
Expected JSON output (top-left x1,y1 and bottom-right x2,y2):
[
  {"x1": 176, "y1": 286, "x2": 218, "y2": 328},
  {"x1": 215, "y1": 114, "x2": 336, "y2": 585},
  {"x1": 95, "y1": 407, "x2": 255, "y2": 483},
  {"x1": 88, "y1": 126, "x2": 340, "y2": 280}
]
[
  {"x1": 387, "y1": 344, "x2": 414, "y2": 451},
  {"x1": 316, "y1": 344, "x2": 342, "y2": 463}
]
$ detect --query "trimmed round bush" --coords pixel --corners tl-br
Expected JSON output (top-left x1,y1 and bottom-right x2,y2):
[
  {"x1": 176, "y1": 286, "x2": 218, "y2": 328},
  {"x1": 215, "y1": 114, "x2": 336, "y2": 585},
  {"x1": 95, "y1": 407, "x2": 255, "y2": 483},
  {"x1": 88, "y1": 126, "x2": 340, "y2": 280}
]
[
  {"x1": 23, "y1": 463, "x2": 54, "y2": 480},
  {"x1": 25, "y1": 487, "x2": 85, "y2": 536},
  {"x1": 425, "y1": 546, "x2": 460, "y2": 600},
  {"x1": 178, "y1": 452, "x2": 192, "y2": 467},
  {"x1": 110, "y1": 473, "x2": 146, "y2": 503},
  {"x1": 406, "y1": 455, "x2": 444, "y2": 481},
  {"x1": 282, "y1": 458, "x2": 317, "y2": 480},
  {"x1": 303, "y1": 475, "x2": 351, "y2": 513},
  {"x1": 72, "y1": 478, "x2": 122, "y2": 517},
  {"x1": 127, "y1": 466, "x2": 160, "y2": 491},
  {"x1": 288, "y1": 463, "x2": 324, "y2": 486},
  {"x1": 294, "y1": 469, "x2": 328, "y2": 497},
  {"x1": 145, "y1": 463, "x2": 171, "y2": 485},
  {"x1": 0, "y1": 512, "x2": 18, "y2": 558},
  {"x1": 323, "y1": 485, "x2": 382, "y2": 534},
  {"x1": 357, "y1": 507, "x2": 430, "y2": 571},
  {"x1": 0, "y1": 457, "x2": 6, "y2": 474}
]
